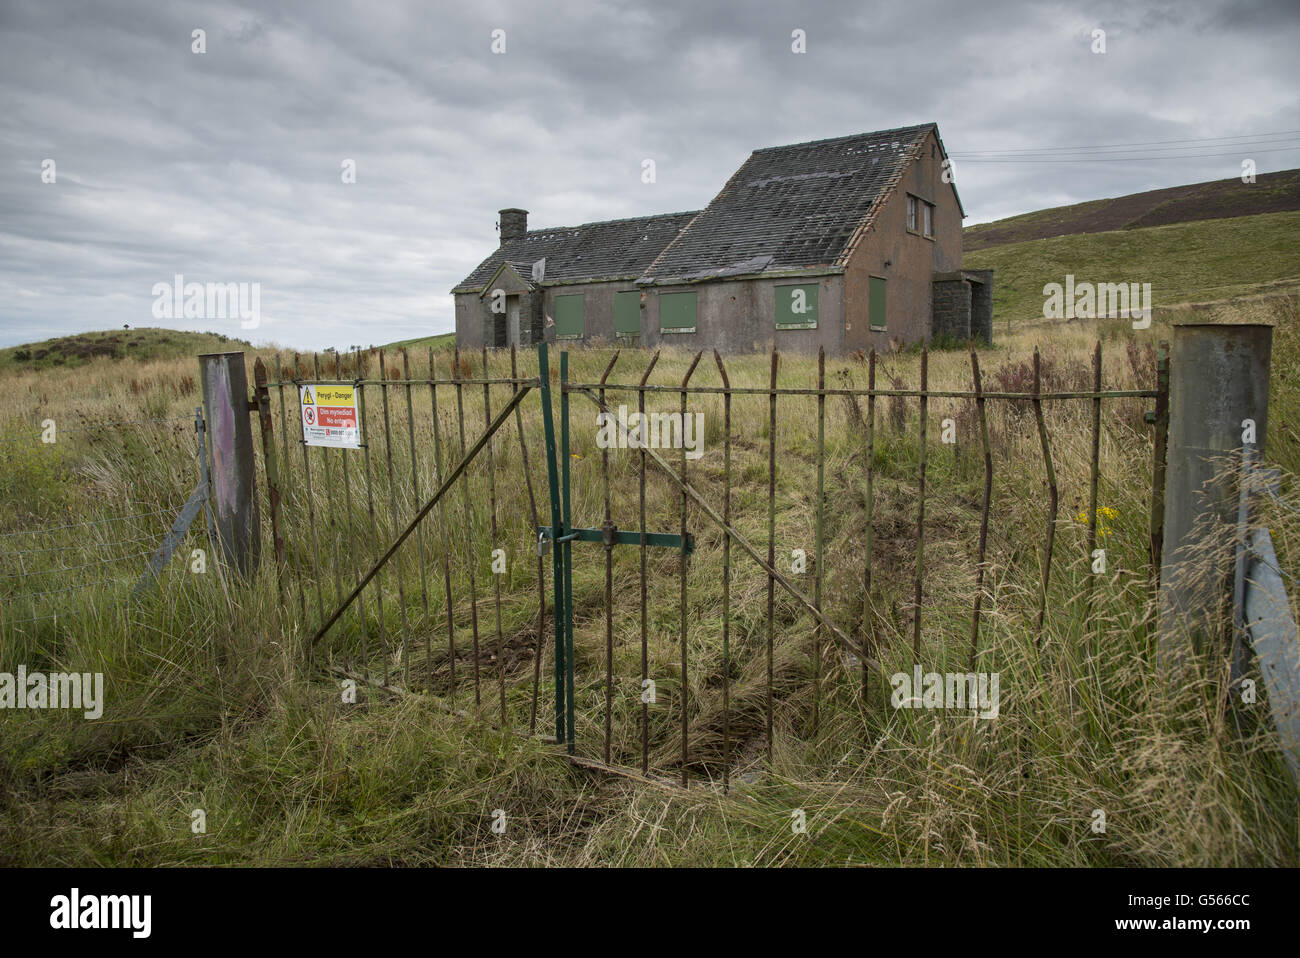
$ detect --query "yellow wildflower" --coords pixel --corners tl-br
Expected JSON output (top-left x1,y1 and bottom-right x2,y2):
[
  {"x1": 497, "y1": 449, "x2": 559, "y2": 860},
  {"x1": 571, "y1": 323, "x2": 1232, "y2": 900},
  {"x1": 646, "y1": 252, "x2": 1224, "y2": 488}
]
[{"x1": 1074, "y1": 507, "x2": 1117, "y2": 536}]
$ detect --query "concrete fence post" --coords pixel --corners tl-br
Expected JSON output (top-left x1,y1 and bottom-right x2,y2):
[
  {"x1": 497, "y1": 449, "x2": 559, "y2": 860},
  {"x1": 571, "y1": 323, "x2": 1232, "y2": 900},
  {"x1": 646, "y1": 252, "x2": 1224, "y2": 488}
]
[
  {"x1": 1157, "y1": 322, "x2": 1272, "y2": 672},
  {"x1": 199, "y1": 351, "x2": 261, "y2": 577}
]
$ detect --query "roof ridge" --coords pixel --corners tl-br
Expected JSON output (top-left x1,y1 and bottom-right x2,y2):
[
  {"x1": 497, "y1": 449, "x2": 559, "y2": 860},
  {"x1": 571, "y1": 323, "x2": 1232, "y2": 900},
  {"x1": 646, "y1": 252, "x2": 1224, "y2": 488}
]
[
  {"x1": 517, "y1": 209, "x2": 701, "y2": 237},
  {"x1": 749, "y1": 123, "x2": 936, "y2": 155}
]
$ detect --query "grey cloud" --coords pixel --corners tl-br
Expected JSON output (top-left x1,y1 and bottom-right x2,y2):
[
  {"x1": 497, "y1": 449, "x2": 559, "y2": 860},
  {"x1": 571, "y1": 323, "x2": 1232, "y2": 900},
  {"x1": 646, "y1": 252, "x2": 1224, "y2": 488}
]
[{"x1": 0, "y1": 0, "x2": 1296, "y2": 349}]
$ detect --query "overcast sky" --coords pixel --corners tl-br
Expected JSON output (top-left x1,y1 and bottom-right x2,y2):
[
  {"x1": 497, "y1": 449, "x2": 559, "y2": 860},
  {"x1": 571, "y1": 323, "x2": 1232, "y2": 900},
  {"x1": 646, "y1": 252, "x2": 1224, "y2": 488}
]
[{"x1": 1, "y1": 0, "x2": 1297, "y2": 351}]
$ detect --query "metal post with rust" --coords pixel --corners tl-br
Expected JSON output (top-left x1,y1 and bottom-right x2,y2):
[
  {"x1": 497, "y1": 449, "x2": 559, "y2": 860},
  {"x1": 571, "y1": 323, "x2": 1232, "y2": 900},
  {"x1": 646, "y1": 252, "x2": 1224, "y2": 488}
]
[
  {"x1": 339, "y1": 349, "x2": 369, "y2": 672},
  {"x1": 294, "y1": 352, "x2": 325, "y2": 630},
  {"x1": 913, "y1": 348, "x2": 928, "y2": 656},
  {"x1": 275, "y1": 351, "x2": 292, "y2": 488},
  {"x1": 252, "y1": 357, "x2": 285, "y2": 596},
  {"x1": 969, "y1": 351, "x2": 992, "y2": 669},
  {"x1": 379, "y1": 350, "x2": 412, "y2": 686},
  {"x1": 314, "y1": 353, "x2": 344, "y2": 617},
  {"x1": 560, "y1": 351, "x2": 576, "y2": 751},
  {"x1": 863, "y1": 349, "x2": 876, "y2": 703},
  {"x1": 275, "y1": 350, "x2": 304, "y2": 620},
  {"x1": 599, "y1": 351, "x2": 620, "y2": 764},
  {"x1": 1033, "y1": 348, "x2": 1058, "y2": 643},
  {"x1": 198, "y1": 351, "x2": 261, "y2": 577},
  {"x1": 714, "y1": 349, "x2": 732, "y2": 788},
  {"x1": 1084, "y1": 342, "x2": 1103, "y2": 632},
  {"x1": 428, "y1": 350, "x2": 456, "y2": 696},
  {"x1": 452, "y1": 347, "x2": 482, "y2": 706},
  {"x1": 766, "y1": 349, "x2": 779, "y2": 766},
  {"x1": 511, "y1": 345, "x2": 546, "y2": 733},
  {"x1": 638, "y1": 351, "x2": 660, "y2": 774},
  {"x1": 1148, "y1": 341, "x2": 1171, "y2": 589},
  {"x1": 356, "y1": 352, "x2": 389, "y2": 685},
  {"x1": 403, "y1": 349, "x2": 432, "y2": 666},
  {"x1": 679, "y1": 351, "x2": 702, "y2": 787},
  {"x1": 813, "y1": 346, "x2": 824, "y2": 735},
  {"x1": 482, "y1": 346, "x2": 508, "y2": 724},
  {"x1": 537, "y1": 343, "x2": 566, "y2": 745}
]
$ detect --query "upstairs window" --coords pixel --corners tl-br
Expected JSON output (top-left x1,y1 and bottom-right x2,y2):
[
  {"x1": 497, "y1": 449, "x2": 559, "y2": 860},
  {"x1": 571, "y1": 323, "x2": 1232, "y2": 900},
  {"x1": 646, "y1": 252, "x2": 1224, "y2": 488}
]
[{"x1": 907, "y1": 194, "x2": 935, "y2": 237}]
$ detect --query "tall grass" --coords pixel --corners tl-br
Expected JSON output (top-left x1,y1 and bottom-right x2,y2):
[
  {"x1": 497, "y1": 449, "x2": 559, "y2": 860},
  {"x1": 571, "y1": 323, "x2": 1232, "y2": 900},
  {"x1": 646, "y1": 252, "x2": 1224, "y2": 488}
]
[{"x1": 1, "y1": 304, "x2": 1296, "y2": 866}]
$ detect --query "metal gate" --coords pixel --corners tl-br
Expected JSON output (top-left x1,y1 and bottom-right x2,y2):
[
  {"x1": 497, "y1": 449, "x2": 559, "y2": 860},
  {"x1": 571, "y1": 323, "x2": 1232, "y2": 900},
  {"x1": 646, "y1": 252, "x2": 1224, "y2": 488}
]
[{"x1": 262, "y1": 340, "x2": 1170, "y2": 787}]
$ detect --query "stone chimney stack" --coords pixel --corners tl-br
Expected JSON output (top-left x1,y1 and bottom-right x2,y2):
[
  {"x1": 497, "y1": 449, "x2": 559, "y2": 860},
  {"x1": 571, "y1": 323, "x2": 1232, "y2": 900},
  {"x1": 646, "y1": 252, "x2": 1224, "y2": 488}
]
[{"x1": 498, "y1": 208, "x2": 528, "y2": 245}]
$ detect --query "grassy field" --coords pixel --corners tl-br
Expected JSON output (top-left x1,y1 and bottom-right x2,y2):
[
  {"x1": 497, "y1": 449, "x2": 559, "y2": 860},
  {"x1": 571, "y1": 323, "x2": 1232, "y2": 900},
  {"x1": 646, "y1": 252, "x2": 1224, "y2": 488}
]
[
  {"x1": 964, "y1": 210, "x2": 1300, "y2": 325},
  {"x1": 1, "y1": 305, "x2": 1298, "y2": 866}
]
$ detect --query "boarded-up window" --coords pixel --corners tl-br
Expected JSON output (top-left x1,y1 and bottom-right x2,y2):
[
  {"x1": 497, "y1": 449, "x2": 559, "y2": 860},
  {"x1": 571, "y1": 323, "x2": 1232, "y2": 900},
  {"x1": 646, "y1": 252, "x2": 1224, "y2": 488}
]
[
  {"x1": 775, "y1": 283, "x2": 818, "y2": 329},
  {"x1": 553, "y1": 294, "x2": 584, "y2": 339},
  {"x1": 659, "y1": 291, "x2": 697, "y2": 333},
  {"x1": 869, "y1": 276, "x2": 887, "y2": 331},
  {"x1": 614, "y1": 290, "x2": 641, "y2": 335}
]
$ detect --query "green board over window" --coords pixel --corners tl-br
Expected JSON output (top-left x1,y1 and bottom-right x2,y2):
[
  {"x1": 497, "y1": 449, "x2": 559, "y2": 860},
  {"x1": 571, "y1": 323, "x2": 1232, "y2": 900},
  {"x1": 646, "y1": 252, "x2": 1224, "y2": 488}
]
[
  {"x1": 869, "y1": 276, "x2": 887, "y2": 331},
  {"x1": 614, "y1": 290, "x2": 641, "y2": 335},
  {"x1": 659, "y1": 291, "x2": 697, "y2": 332},
  {"x1": 553, "y1": 294, "x2": 584, "y2": 339},
  {"x1": 775, "y1": 283, "x2": 819, "y2": 329}
]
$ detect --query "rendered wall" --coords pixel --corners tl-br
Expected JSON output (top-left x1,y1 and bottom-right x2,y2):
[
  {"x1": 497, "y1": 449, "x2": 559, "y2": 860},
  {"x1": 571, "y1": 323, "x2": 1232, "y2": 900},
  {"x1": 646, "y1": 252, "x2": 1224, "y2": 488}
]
[{"x1": 843, "y1": 129, "x2": 963, "y2": 351}]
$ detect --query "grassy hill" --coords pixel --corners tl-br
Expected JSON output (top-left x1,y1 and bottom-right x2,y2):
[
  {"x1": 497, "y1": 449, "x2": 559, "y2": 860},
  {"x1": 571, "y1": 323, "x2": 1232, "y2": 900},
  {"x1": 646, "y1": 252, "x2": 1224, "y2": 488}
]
[
  {"x1": 964, "y1": 209, "x2": 1300, "y2": 324},
  {"x1": 964, "y1": 168, "x2": 1300, "y2": 252},
  {"x1": 0, "y1": 327, "x2": 251, "y2": 372},
  {"x1": 382, "y1": 331, "x2": 456, "y2": 352}
]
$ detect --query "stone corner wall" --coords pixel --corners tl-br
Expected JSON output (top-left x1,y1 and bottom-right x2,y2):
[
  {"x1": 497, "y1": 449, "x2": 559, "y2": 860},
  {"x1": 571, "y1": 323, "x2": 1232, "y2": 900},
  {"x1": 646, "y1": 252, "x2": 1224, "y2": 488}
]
[
  {"x1": 963, "y1": 269, "x2": 994, "y2": 345},
  {"x1": 931, "y1": 277, "x2": 972, "y2": 341}
]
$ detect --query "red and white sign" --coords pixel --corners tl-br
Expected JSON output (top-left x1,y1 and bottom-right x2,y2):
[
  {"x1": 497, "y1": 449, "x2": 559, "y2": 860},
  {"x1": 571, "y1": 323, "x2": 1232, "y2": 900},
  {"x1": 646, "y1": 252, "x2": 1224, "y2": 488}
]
[{"x1": 300, "y1": 384, "x2": 360, "y2": 449}]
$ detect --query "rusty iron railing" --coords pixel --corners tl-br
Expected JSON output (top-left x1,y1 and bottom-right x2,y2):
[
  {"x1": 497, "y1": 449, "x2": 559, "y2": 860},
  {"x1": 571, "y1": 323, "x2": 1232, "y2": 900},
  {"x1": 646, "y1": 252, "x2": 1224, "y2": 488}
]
[{"x1": 257, "y1": 340, "x2": 1168, "y2": 786}]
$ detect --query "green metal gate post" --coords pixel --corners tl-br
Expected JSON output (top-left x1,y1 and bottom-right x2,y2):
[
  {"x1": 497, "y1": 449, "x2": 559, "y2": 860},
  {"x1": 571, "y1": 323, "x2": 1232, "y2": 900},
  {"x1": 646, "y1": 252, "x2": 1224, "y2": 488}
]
[
  {"x1": 537, "y1": 343, "x2": 567, "y2": 745},
  {"x1": 560, "y1": 351, "x2": 576, "y2": 752},
  {"x1": 534, "y1": 344, "x2": 696, "y2": 763}
]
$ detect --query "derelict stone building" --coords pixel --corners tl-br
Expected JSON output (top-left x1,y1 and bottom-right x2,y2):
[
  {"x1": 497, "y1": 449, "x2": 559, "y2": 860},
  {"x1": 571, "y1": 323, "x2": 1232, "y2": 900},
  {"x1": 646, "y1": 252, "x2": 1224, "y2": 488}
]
[{"x1": 452, "y1": 123, "x2": 993, "y2": 353}]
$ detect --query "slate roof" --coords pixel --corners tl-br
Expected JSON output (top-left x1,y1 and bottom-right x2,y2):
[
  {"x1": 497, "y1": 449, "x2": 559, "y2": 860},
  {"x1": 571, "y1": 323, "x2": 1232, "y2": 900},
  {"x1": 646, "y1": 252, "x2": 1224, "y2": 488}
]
[
  {"x1": 452, "y1": 211, "x2": 700, "y2": 293},
  {"x1": 499, "y1": 261, "x2": 539, "y2": 287},
  {"x1": 643, "y1": 124, "x2": 938, "y2": 282},
  {"x1": 451, "y1": 123, "x2": 956, "y2": 293}
]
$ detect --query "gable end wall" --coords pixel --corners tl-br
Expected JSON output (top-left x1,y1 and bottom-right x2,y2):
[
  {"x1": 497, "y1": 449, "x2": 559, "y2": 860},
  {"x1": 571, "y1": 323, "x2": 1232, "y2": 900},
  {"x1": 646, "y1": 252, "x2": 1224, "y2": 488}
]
[{"x1": 842, "y1": 130, "x2": 963, "y2": 350}]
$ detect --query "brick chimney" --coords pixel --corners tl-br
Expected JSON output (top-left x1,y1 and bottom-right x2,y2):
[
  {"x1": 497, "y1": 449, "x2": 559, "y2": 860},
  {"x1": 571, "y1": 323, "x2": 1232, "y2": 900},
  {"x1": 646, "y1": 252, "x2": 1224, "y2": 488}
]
[{"x1": 499, "y1": 208, "x2": 528, "y2": 245}]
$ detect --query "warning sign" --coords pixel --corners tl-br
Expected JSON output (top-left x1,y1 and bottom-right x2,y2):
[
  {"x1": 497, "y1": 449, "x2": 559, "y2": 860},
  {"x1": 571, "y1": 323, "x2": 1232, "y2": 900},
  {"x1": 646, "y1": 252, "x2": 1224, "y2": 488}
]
[{"x1": 300, "y1": 384, "x2": 360, "y2": 449}]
